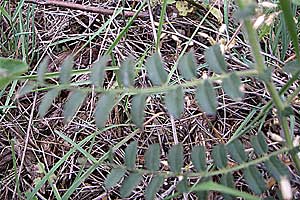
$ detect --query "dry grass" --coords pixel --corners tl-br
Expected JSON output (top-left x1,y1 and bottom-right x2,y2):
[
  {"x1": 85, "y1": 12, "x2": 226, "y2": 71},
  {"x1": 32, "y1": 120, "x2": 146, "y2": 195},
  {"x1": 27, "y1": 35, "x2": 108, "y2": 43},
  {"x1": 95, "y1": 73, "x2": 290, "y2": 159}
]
[{"x1": 1, "y1": 0, "x2": 300, "y2": 199}]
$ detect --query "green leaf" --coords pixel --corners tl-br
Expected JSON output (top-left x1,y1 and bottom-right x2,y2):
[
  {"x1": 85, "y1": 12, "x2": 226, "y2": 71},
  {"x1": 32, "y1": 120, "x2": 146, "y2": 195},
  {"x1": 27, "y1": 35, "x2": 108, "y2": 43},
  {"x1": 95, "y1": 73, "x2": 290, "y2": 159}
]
[
  {"x1": 95, "y1": 93, "x2": 117, "y2": 129},
  {"x1": 37, "y1": 57, "x2": 49, "y2": 84},
  {"x1": 0, "y1": 57, "x2": 28, "y2": 89},
  {"x1": 176, "y1": 176, "x2": 189, "y2": 193},
  {"x1": 145, "y1": 53, "x2": 168, "y2": 86},
  {"x1": 145, "y1": 175, "x2": 164, "y2": 200},
  {"x1": 165, "y1": 86, "x2": 184, "y2": 118},
  {"x1": 251, "y1": 132, "x2": 268, "y2": 156},
  {"x1": 194, "y1": 177, "x2": 210, "y2": 200},
  {"x1": 212, "y1": 144, "x2": 227, "y2": 169},
  {"x1": 145, "y1": 143, "x2": 160, "y2": 171},
  {"x1": 222, "y1": 72, "x2": 243, "y2": 100},
  {"x1": 178, "y1": 51, "x2": 197, "y2": 80},
  {"x1": 243, "y1": 166, "x2": 266, "y2": 194},
  {"x1": 265, "y1": 156, "x2": 289, "y2": 181},
  {"x1": 59, "y1": 55, "x2": 73, "y2": 84},
  {"x1": 191, "y1": 145, "x2": 206, "y2": 172},
  {"x1": 120, "y1": 173, "x2": 143, "y2": 198},
  {"x1": 283, "y1": 60, "x2": 300, "y2": 76},
  {"x1": 119, "y1": 56, "x2": 136, "y2": 88},
  {"x1": 104, "y1": 168, "x2": 126, "y2": 189},
  {"x1": 17, "y1": 82, "x2": 35, "y2": 97},
  {"x1": 39, "y1": 89, "x2": 60, "y2": 118},
  {"x1": 227, "y1": 140, "x2": 247, "y2": 163},
  {"x1": 220, "y1": 173, "x2": 234, "y2": 200},
  {"x1": 168, "y1": 143, "x2": 183, "y2": 173},
  {"x1": 196, "y1": 80, "x2": 217, "y2": 114},
  {"x1": 91, "y1": 55, "x2": 109, "y2": 87},
  {"x1": 125, "y1": 141, "x2": 137, "y2": 169},
  {"x1": 235, "y1": 3, "x2": 256, "y2": 19},
  {"x1": 63, "y1": 91, "x2": 87, "y2": 123},
  {"x1": 204, "y1": 44, "x2": 227, "y2": 74},
  {"x1": 131, "y1": 94, "x2": 146, "y2": 128},
  {"x1": 292, "y1": 0, "x2": 300, "y2": 5}
]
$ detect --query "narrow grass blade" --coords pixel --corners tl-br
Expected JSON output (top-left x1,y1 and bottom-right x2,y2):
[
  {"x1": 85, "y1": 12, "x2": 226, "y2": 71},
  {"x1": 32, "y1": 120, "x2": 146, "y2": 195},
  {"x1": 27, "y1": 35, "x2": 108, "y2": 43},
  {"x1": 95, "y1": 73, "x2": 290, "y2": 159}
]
[
  {"x1": 168, "y1": 143, "x2": 183, "y2": 173},
  {"x1": 196, "y1": 80, "x2": 217, "y2": 115},
  {"x1": 120, "y1": 173, "x2": 143, "y2": 198},
  {"x1": 119, "y1": 56, "x2": 135, "y2": 88},
  {"x1": 63, "y1": 91, "x2": 87, "y2": 123},
  {"x1": 39, "y1": 88, "x2": 60, "y2": 118},
  {"x1": 145, "y1": 143, "x2": 160, "y2": 171},
  {"x1": 222, "y1": 72, "x2": 243, "y2": 100},
  {"x1": 178, "y1": 51, "x2": 197, "y2": 80},
  {"x1": 131, "y1": 94, "x2": 146, "y2": 128},
  {"x1": 104, "y1": 168, "x2": 126, "y2": 189},
  {"x1": 91, "y1": 55, "x2": 109, "y2": 87},
  {"x1": 205, "y1": 44, "x2": 227, "y2": 74},
  {"x1": 165, "y1": 86, "x2": 184, "y2": 118},
  {"x1": 95, "y1": 93, "x2": 117, "y2": 129},
  {"x1": 145, "y1": 53, "x2": 168, "y2": 86},
  {"x1": 227, "y1": 140, "x2": 247, "y2": 163},
  {"x1": 243, "y1": 166, "x2": 266, "y2": 194},
  {"x1": 125, "y1": 141, "x2": 137, "y2": 169},
  {"x1": 212, "y1": 144, "x2": 228, "y2": 169},
  {"x1": 59, "y1": 55, "x2": 73, "y2": 84},
  {"x1": 191, "y1": 145, "x2": 206, "y2": 172},
  {"x1": 145, "y1": 175, "x2": 164, "y2": 200}
]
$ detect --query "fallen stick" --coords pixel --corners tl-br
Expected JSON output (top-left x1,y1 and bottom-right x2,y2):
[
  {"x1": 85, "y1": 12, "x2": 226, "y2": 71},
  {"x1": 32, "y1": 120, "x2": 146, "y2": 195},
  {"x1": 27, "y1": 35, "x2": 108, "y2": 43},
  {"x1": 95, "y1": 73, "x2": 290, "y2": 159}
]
[{"x1": 24, "y1": 0, "x2": 150, "y2": 18}]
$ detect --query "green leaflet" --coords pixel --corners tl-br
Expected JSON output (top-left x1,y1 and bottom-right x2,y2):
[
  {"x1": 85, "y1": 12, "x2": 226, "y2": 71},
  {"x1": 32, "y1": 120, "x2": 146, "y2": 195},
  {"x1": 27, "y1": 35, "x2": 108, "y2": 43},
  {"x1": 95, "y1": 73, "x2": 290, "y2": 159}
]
[
  {"x1": 196, "y1": 80, "x2": 217, "y2": 115},
  {"x1": 212, "y1": 144, "x2": 228, "y2": 169},
  {"x1": 104, "y1": 168, "x2": 126, "y2": 189},
  {"x1": 227, "y1": 140, "x2": 247, "y2": 163},
  {"x1": 191, "y1": 145, "x2": 207, "y2": 172},
  {"x1": 292, "y1": 0, "x2": 300, "y2": 5},
  {"x1": 145, "y1": 53, "x2": 168, "y2": 86},
  {"x1": 251, "y1": 132, "x2": 268, "y2": 156},
  {"x1": 283, "y1": 60, "x2": 300, "y2": 76},
  {"x1": 91, "y1": 55, "x2": 109, "y2": 87},
  {"x1": 178, "y1": 51, "x2": 197, "y2": 80},
  {"x1": 37, "y1": 57, "x2": 49, "y2": 84},
  {"x1": 125, "y1": 141, "x2": 137, "y2": 169},
  {"x1": 144, "y1": 143, "x2": 160, "y2": 171},
  {"x1": 59, "y1": 55, "x2": 74, "y2": 84},
  {"x1": 17, "y1": 82, "x2": 35, "y2": 97},
  {"x1": 95, "y1": 93, "x2": 117, "y2": 129},
  {"x1": 205, "y1": 44, "x2": 227, "y2": 74},
  {"x1": 119, "y1": 56, "x2": 136, "y2": 88},
  {"x1": 145, "y1": 175, "x2": 164, "y2": 200},
  {"x1": 167, "y1": 143, "x2": 183, "y2": 173},
  {"x1": 0, "y1": 57, "x2": 28, "y2": 89},
  {"x1": 176, "y1": 176, "x2": 189, "y2": 193},
  {"x1": 222, "y1": 72, "x2": 243, "y2": 100},
  {"x1": 131, "y1": 94, "x2": 146, "y2": 128},
  {"x1": 265, "y1": 156, "x2": 289, "y2": 181},
  {"x1": 39, "y1": 88, "x2": 60, "y2": 118},
  {"x1": 120, "y1": 173, "x2": 143, "y2": 198},
  {"x1": 220, "y1": 173, "x2": 234, "y2": 200},
  {"x1": 243, "y1": 166, "x2": 266, "y2": 194},
  {"x1": 165, "y1": 86, "x2": 184, "y2": 118},
  {"x1": 63, "y1": 90, "x2": 87, "y2": 123}
]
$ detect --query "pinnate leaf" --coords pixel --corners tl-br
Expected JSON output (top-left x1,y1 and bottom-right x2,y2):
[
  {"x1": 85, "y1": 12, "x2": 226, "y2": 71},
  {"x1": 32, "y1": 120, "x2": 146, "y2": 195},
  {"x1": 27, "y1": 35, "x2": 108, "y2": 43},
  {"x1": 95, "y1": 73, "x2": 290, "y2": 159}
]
[
  {"x1": 91, "y1": 55, "x2": 109, "y2": 87},
  {"x1": 39, "y1": 88, "x2": 60, "y2": 117},
  {"x1": 178, "y1": 51, "x2": 197, "y2": 80},
  {"x1": 145, "y1": 143, "x2": 160, "y2": 171},
  {"x1": 125, "y1": 141, "x2": 137, "y2": 169},
  {"x1": 145, "y1": 53, "x2": 168, "y2": 86},
  {"x1": 63, "y1": 91, "x2": 87, "y2": 123},
  {"x1": 205, "y1": 44, "x2": 227, "y2": 74},
  {"x1": 95, "y1": 93, "x2": 117, "y2": 128},
  {"x1": 120, "y1": 173, "x2": 143, "y2": 198},
  {"x1": 165, "y1": 86, "x2": 184, "y2": 118},
  {"x1": 104, "y1": 168, "x2": 126, "y2": 189},
  {"x1": 145, "y1": 176, "x2": 164, "y2": 200},
  {"x1": 196, "y1": 80, "x2": 217, "y2": 114},
  {"x1": 168, "y1": 143, "x2": 183, "y2": 173},
  {"x1": 131, "y1": 94, "x2": 146, "y2": 128},
  {"x1": 222, "y1": 72, "x2": 243, "y2": 100}
]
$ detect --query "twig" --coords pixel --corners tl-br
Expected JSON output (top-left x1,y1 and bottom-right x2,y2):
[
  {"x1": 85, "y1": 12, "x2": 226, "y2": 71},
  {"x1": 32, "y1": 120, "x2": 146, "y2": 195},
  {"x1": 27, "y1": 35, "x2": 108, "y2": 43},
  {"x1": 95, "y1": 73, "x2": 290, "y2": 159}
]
[{"x1": 24, "y1": 0, "x2": 150, "y2": 19}]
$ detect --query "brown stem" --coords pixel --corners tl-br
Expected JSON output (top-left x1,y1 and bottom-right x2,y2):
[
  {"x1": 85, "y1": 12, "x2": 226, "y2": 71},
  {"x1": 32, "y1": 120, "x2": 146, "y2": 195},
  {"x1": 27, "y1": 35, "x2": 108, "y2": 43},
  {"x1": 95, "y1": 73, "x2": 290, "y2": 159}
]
[{"x1": 24, "y1": 0, "x2": 149, "y2": 19}]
